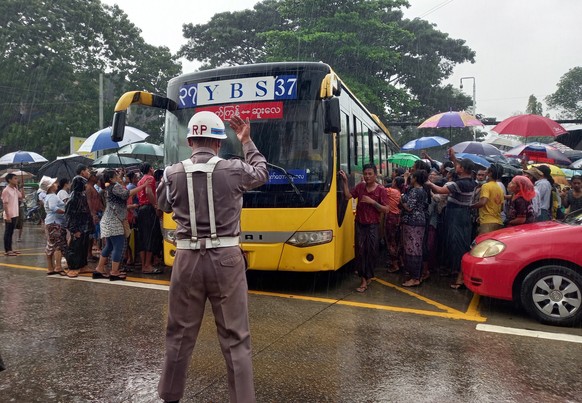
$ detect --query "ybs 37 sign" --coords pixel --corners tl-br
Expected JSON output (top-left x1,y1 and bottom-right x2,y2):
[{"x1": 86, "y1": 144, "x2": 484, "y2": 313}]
[{"x1": 179, "y1": 75, "x2": 297, "y2": 109}]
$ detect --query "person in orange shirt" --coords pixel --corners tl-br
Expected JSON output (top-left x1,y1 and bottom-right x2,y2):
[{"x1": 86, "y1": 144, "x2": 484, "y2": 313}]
[{"x1": 385, "y1": 176, "x2": 404, "y2": 273}]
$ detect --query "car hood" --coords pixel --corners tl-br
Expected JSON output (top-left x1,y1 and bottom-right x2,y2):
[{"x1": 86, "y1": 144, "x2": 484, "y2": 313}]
[{"x1": 475, "y1": 221, "x2": 576, "y2": 244}]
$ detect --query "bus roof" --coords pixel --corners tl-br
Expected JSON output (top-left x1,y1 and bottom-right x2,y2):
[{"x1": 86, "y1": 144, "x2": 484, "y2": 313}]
[{"x1": 170, "y1": 62, "x2": 332, "y2": 86}]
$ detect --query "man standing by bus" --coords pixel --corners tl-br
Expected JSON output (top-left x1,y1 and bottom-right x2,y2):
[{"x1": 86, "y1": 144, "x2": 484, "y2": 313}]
[{"x1": 157, "y1": 112, "x2": 268, "y2": 403}]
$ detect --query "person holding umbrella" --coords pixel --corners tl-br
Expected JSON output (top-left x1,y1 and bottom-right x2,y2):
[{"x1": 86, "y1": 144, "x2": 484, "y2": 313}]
[
  {"x1": 1, "y1": 173, "x2": 24, "y2": 256},
  {"x1": 92, "y1": 169, "x2": 152, "y2": 281},
  {"x1": 425, "y1": 148, "x2": 476, "y2": 289}
]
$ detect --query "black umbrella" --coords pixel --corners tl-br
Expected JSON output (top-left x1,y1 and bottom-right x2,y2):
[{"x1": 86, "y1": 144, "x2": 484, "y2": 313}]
[{"x1": 37, "y1": 154, "x2": 94, "y2": 180}]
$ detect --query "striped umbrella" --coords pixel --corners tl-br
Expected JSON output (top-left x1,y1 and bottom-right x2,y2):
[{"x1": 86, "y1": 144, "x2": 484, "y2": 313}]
[{"x1": 418, "y1": 111, "x2": 483, "y2": 139}]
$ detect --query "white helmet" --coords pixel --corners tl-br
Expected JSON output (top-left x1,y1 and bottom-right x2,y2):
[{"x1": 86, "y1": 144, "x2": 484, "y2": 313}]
[{"x1": 186, "y1": 111, "x2": 227, "y2": 140}]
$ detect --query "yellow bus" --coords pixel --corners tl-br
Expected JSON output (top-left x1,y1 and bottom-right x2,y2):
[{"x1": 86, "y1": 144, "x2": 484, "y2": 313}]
[{"x1": 111, "y1": 62, "x2": 399, "y2": 271}]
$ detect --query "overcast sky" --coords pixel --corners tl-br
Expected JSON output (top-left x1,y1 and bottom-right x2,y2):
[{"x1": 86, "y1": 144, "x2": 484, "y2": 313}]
[{"x1": 102, "y1": 0, "x2": 582, "y2": 121}]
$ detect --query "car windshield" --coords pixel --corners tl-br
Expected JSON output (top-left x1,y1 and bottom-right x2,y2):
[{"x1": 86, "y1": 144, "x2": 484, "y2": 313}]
[{"x1": 562, "y1": 208, "x2": 582, "y2": 225}]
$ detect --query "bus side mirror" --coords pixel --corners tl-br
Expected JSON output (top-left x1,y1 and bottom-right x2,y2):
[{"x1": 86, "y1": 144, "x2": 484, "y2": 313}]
[
  {"x1": 111, "y1": 111, "x2": 126, "y2": 142},
  {"x1": 324, "y1": 97, "x2": 340, "y2": 134}
]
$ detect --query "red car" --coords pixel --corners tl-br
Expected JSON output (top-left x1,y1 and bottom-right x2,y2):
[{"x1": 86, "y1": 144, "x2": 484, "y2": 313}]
[{"x1": 462, "y1": 209, "x2": 582, "y2": 326}]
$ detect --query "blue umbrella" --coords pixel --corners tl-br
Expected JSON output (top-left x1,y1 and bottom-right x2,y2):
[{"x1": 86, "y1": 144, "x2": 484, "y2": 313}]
[
  {"x1": 78, "y1": 126, "x2": 150, "y2": 153},
  {"x1": 401, "y1": 136, "x2": 449, "y2": 151},
  {"x1": 0, "y1": 150, "x2": 48, "y2": 165},
  {"x1": 454, "y1": 153, "x2": 491, "y2": 169}
]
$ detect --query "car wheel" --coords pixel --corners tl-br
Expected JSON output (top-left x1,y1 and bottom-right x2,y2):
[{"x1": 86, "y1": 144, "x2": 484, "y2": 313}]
[{"x1": 520, "y1": 264, "x2": 582, "y2": 326}]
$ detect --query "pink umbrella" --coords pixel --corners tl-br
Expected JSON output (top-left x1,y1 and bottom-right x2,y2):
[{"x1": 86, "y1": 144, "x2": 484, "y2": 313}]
[{"x1": 492, "y1": 114, "x2": 568, "y2": 138}]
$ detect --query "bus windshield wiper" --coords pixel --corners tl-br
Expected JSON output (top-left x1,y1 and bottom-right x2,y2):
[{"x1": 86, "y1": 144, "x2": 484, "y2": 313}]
[
  {"x1": 225, "y1": 155, "x2": 304, "y2": 203},
  {"x1": 266, "y1": 162, "x2": 305, "y2": 203}
]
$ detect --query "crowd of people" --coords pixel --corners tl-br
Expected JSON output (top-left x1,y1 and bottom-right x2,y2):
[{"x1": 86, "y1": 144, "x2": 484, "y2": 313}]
[
  {"x1": 340, "y1": 148, "x2": 582, "y2": 292},
  {"x1": 1, "y1": 163, "x2": 167, "y2": 280}
]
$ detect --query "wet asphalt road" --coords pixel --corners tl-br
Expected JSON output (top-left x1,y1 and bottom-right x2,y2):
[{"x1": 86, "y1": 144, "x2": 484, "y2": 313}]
[{"x1": 1, "y1": 224, "x2": 581, "y2": 402}]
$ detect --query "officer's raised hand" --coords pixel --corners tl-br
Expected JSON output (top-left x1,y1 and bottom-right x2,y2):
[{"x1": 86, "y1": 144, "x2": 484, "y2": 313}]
[{"x1": 229, "y1": 115, "x2": 251, "y2": 145}]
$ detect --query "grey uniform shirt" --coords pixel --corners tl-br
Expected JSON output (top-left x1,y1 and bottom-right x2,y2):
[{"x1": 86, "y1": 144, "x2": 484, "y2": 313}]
[{"x1": 157, "y1": 141, "x2": 268, "y2": 241}]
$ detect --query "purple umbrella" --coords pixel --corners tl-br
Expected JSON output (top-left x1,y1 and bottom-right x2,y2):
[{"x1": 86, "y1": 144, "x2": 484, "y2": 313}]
[
  {"x1": 418, "y1": 111, "x2": 483, "y2": 139},
  {"x1": 452, "y1": 141, "x2": 502, "y2": 156}
]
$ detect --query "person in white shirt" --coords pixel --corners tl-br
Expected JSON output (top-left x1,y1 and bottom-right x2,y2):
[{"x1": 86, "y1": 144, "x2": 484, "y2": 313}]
[{"x1": 56, "y1": 178, "x2": 71, "y2": 203}]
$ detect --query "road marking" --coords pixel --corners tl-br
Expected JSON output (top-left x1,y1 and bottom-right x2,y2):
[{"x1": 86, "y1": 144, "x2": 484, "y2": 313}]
[
  {"x1": 251, "y1": 290, "x2": 486, "y2": 322},
  {"x1": 373, "y1": 277, "x2": 466, "y2": 315},
  {"x1": 1, "y1": 262, "x2": 486, "y2": 322},
  {"x1": 476, "y1": 324, "x2": 582, "y2": 344},
  {"x1": 53, "y1": 275, "x2": 170, "y2": 291}
]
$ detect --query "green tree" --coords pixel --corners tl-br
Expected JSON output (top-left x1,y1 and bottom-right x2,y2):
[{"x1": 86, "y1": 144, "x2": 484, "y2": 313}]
[
  {"x1": 546, "y1": 67, "x2": 582, "y2": 119},
  {"x1": 179, "y1": 0, "x2": 475, "y2": 123},
  {"x1": 0, "y1": 0, "x2": 180, "y2": 159},
  {"x1": 525, "y1": 94, "x2": 543, "y2": 115}
]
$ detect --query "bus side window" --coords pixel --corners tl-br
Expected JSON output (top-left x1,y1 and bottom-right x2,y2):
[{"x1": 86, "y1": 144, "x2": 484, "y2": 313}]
[
  {"x1": 375, "y1": 135, "x2": 382, "y2": 174},
  {"x1": 352, "y1": 116, "x2": 359, "y2": 167},
  {"x1": 360, "y1": 121, "x2": 368, "y2": 166},
  {"x1": 340, "y1": 111, "x2": 350, "y2": 174}
]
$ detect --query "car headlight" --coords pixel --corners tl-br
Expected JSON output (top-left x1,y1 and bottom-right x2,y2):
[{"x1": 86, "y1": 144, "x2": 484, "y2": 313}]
[
  {"x1": 286, "y1": 230, "x2": 333, "y2": 247},
  {"x1": 470, "y1": 239, "x2": 506, "y2": 258}
]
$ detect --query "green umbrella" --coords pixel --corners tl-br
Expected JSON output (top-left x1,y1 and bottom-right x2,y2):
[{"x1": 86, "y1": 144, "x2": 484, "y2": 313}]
[{"x1": 388, "y1": 152, "x2": 420, "y2": 168}]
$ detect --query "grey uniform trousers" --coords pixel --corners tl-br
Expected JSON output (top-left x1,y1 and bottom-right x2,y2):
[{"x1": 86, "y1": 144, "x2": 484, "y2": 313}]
[{"x1": 158, "y1": 246, "x2": 255, "y2": 403}]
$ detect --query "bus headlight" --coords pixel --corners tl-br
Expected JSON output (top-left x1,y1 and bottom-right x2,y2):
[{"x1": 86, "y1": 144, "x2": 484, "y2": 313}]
[
  {"x1": 286, "y1": 230, "x2": 332, "y2": 247},
  {"x1": 470, "y1": 239, "x2": 505, "y2": 258},
  {"x1": 162, "y1": 229, "x2": 176, "y2": 244}
]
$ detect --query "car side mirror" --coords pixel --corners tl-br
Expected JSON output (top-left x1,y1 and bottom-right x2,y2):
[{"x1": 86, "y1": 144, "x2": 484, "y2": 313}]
[
  {"x1": 111, "y1": 111, "x2": 126, "y2": 142},
  {"x1": 324, "y1": 97, "x2": 340, "y2": 134}
]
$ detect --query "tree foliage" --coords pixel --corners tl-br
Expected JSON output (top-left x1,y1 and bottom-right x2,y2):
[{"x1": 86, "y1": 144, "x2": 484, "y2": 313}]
[
  {"x1": 0, "y1": 0, "x2": 181, "y2": 160},
  {"x1": 546, "y1": 67, "x2": 582, "y2": 119},
  {"x1": 179, "y1": 0, "x2": 475, "y2": 125},
  {"x1": 525, "y1": 94, "x2": 543, "y2": 115}
]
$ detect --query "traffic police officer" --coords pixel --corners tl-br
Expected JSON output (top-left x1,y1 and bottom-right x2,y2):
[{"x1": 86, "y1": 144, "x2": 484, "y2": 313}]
[{"x1": 157, "y1": 111, "x2": 268, "y2": 403}]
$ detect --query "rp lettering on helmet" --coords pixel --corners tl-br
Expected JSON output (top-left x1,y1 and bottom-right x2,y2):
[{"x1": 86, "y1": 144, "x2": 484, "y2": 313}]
[
  {"x1": 191, "y1": 125, "x2": 208, "y2": 136},
  {"x1": 186, "y1": 111, "x2": 227, "y2": 140}
]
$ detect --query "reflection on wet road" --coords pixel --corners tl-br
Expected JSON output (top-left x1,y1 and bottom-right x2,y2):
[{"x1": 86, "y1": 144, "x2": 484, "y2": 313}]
[{"x1": 1, "y1": 230, "x2": 581, "y2": 402}]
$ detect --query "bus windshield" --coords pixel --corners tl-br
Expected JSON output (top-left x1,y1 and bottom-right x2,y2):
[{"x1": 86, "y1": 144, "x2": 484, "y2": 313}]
[{"x1": 164, "y1": 100, "x2": 332, "y2": 208}]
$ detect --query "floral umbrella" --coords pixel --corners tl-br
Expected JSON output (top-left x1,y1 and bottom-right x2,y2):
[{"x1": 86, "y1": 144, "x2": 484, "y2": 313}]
[
  {"x1": 505, "y1": 142, "x2": 571, "y2": 166},
  {"x1": 388, "y1": 152, "x2": 420, "y2": 168},
  {"x1": 418, "y1": 110, "x2": 483, "y2": 139}
]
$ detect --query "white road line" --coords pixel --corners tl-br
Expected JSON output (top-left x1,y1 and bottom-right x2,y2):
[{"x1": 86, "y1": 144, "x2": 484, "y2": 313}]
[
  {"x1": 48, "y1": 275, "x2": 170, "y2": 291},
  {"x1": 476, "y1": 324, "x2": 582, "y2": 344}
]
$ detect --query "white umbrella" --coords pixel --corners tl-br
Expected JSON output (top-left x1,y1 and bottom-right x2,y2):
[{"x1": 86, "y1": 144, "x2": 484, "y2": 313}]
[
  {"x1": 77, "y1": 126, "x2": 150, "y2": 153},
  {"x1": 92, "y1": 154, "x2": 142, "y2": 168},
  {"x1": 117, "y1": 142, "x2": 164, "y2": 157}
]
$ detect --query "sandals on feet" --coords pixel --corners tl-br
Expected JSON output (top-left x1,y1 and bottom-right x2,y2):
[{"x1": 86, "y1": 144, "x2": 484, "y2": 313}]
[
  {"x1": 402, "y1": 279, "x2": 421, "y2": 287},
  {"x1": 109, "y1": 274, "x2": 127, "y2": 281},
  {"x1": 355, "y1": 285, "x2": 367, "y2": 293}
]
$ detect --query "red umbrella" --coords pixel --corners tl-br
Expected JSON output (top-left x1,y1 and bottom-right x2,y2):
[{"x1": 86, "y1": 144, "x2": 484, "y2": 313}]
[{"x1": 492, "y1": 114, "x2": 568, "y2": 138}]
